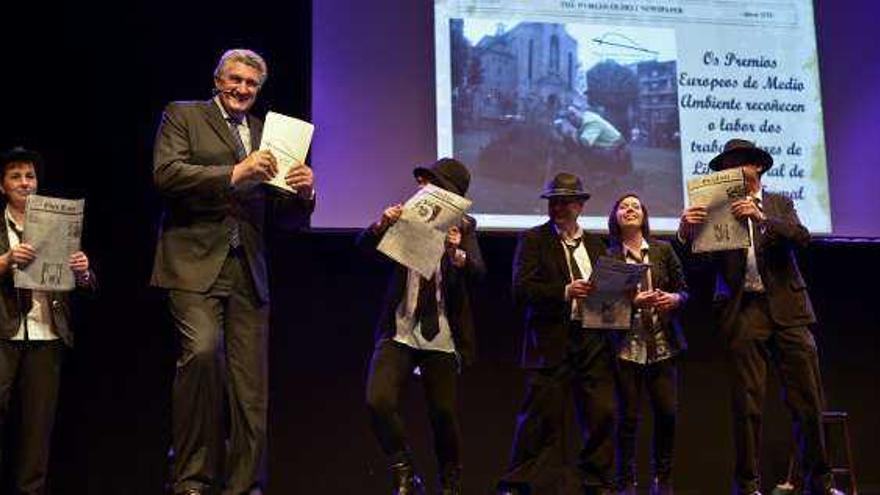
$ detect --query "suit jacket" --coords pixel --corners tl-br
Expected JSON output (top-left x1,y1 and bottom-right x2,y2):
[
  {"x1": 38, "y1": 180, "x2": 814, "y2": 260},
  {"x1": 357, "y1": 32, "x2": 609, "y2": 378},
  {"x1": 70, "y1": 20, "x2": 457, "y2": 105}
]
[
  {"x1": 684, "y1": 192, "x2": 815, "y2": 340},
  {"x1": 512, "y1": 221, "x2": 607, "y2": 368},
  {"x1": 357, "y1": 217, "x2": 486, "y2": 366},
  {"x1": 151, "y1": 100, "x2": 314, "y2": 303},
  {"x1": 606, "y1": 238, "x2": 689, "y2": 354},
  {"x1": 0, "y1": 217, "x2": 96, "y2": 346}
]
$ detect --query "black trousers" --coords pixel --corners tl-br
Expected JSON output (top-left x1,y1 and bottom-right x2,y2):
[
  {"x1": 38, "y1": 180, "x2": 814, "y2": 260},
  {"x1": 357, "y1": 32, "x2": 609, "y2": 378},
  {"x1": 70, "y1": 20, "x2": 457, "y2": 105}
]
[
  {"x1": 0, "y1": 339, "x2": 64, "y2": 495},
  {"x1": 727, "y1": 293, "x2": 829, "y2": 494},
  {"x1": 168, "y1": 252, "x2": 269, "y2": 495},
  {"x1": 365, "y1": 339, "x2": 461, "y2": 472},
  {"x1": 615, "y1": 358, "x2": 677, "y2": 488},
  {"x1": 501, "y1": 326, "x2": 617, "y2": 491}
]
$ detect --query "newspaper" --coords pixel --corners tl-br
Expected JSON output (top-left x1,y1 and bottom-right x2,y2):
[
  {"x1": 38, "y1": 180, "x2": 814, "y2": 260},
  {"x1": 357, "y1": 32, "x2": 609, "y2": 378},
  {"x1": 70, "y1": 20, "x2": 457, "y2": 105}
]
[
  {"x1": 377, "y1": 184, "x2": 472, "y2": 278},
  {"x1": 14, "y1": 195, "x2": 84, "y2": 291},
  {"x1": 686, "y1": 168, "x2": 750, "y2": 253},
  {"x1": 259, "y1": 111, "x2": 315, "y2": 194},
  {"x1": 581, "y1": 256, "x2": 647, "y2": 330}
]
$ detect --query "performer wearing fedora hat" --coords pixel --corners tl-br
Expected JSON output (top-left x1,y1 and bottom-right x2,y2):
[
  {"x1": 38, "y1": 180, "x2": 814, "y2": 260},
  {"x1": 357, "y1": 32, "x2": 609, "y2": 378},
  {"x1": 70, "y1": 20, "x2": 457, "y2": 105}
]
[
  {"x1": 358, "y1": 158, "x2": 485, "y2": 495},
  {"x1": 498, "y1": 172, "x2": 616, "y2": 495},
  {"x1": 677, "y1": 139, "x2": 841, "y2": 495},
  {"x1": 0, "y1": 147, "x2": 96, "y2": 494}
]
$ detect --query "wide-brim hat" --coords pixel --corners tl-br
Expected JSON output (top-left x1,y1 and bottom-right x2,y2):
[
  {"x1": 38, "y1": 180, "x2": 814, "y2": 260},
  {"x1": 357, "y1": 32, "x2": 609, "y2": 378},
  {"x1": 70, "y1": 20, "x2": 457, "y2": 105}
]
[
  {"x1": 540, "y1": 172, "x2": 591, "y2": 200},
  {"x1": 413, "y1": 157, "x2": 470, "y2": 196},
  {"x1": 708, "y1": 139, "x2": 773, "y2": 174},
  {"x1": 1, "y1": 146, "x2": 43, "y2": 171}
]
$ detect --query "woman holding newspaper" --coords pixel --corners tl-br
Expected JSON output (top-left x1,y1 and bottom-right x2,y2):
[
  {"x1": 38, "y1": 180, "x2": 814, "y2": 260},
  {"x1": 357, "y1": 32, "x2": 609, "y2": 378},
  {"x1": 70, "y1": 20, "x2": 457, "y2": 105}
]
[
  {"x1": 0, "y1": 147, "x2": 95, "y2": 494},
  {"x1": 357, "y1": 158, "x2": 485, "y2": 495},
  {"x1": 606, "y1": 193, "x2": 688, "y2": 495}
]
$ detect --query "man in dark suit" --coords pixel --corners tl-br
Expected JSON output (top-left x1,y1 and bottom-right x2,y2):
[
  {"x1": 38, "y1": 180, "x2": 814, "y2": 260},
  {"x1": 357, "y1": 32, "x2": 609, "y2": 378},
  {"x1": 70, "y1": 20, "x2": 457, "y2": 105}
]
[
  {"x1": 358, "y1": 158, "x2": 485, "y2": 495},
  {"x1": 0, "y1": 147, "x2": 96, "y2": 495},
  {"x1": 677, "y1": 139, "x2": 841, "y2": 495},
  {"x1": 152, "y1": 49, "x2": 315, "y2": 495},
  {"x1": 498, "y1": 172, "x2": 615, "y2": 495}
]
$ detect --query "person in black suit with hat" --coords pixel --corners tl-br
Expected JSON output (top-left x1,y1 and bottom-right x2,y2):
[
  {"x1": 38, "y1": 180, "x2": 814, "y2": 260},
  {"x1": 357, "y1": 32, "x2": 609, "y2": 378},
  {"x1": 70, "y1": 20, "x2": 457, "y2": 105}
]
[
  {"x1": 677, "y1": 139, "x2": 842, "y2": 495},
  {"x1": 498, "y1": 172, "x2": 615, "y2": 495},
  {"x1": 358, "y1": 158, "x2": 485, "y2": 495},
  {"x1": 0, "y1": 147, "x2": 95, "y2": 495}
]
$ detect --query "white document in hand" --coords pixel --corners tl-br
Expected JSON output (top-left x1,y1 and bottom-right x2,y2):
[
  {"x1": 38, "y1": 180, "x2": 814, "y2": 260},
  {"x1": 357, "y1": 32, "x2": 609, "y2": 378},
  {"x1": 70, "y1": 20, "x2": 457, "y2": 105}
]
[{"x1": 259, "y1": 111, "x2": 315, "y2": 193}]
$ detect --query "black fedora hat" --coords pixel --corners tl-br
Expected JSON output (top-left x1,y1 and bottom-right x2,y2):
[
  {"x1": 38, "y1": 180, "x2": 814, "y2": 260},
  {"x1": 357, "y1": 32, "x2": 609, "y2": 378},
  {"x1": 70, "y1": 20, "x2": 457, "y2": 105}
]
[
  {"x1": 413, "y1": 157, "x2": 471, "y2": 196},
  {"x1": 540, "y1": 172, "x2": 591, "y2": 200},
  {"x1": 1, "y1": 146, "x2": 43, "y2": 171},
  {"x1": 708, "y1": 139, "x2": 773, "y2": 173}
]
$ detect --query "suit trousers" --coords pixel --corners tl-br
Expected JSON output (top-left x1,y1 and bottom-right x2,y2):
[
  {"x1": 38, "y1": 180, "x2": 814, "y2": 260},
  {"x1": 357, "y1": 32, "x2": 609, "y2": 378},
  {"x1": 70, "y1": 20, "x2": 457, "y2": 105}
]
[
  {"x1": 726, "y1": 293, "x2": 829, "y2": 494},
  {"x1": 0, "y1": 339, "x2": 63, "y2": 495},
  {"x1": 502, "y1": 326, "x2": 617, "y2": 491},
  {"x1": 168, "y1": 250, "x2": 268, "y2": 495},
  {"x1": 615, "y1": 358, "x2": 678, "y2": 488},
  {"x1": 365, "y1": 339, "x2": 461, "y2": 471}
]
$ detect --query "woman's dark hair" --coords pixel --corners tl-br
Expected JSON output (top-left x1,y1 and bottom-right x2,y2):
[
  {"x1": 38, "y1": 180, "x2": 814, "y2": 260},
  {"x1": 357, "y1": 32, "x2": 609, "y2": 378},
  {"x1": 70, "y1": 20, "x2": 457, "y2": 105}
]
[{"x1": 607, "y1": 192, "x2": 651, "y2": 247}]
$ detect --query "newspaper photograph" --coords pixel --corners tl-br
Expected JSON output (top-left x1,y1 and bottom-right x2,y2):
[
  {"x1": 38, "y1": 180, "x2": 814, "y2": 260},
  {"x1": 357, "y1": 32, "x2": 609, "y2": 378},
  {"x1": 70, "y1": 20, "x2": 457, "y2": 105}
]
[
  {"x1": 581, "y1": 256, "x2": 647, "y2": 330},
  {"x1": 14, "y1": 195, "x2": 85, "y2": 291},
  {"x1": 686, "y1": 168, "x2": 750, "y2": 253},
  {"x1": 377, "y1": 184, "x2": 473, "y2": 278},
  {"x1": 259, "y1": 111, "x2": 315, "y2": 194}
]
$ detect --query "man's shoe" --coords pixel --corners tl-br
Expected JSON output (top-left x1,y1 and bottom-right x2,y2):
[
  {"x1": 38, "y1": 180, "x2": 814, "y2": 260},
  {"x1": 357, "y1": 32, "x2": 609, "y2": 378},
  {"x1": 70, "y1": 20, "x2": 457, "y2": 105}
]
[
  {"x1": 649, "y1": 478, "x2": 674, "y2": 495},
  {"x1": 391, "y1": 461, "x2": 425, "y2": 495},
  {"x1": 440, "y1": 465, "x2": 462, "y2": 495},
  {"x1": 617, "y1": 483, "x2": 637, "y2": 495}
]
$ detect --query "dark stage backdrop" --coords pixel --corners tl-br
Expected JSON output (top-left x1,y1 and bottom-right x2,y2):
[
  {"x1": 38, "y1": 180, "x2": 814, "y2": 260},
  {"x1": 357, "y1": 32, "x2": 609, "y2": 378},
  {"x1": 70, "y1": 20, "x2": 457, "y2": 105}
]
[{"x1": 3, "y1": 1, "x2": 879, "y2": 494}]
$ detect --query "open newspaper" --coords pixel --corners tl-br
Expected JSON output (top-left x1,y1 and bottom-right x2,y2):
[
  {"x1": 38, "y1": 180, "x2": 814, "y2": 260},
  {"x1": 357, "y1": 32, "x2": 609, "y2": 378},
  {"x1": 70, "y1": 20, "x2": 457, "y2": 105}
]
[
  {"x1": 686, "y1": 168, "x2": 750, "y2": 253},
  {"x1": 259, "y1": 111, "x2": 315, "y2": 194},
  {"x1": 581, "y1": 256, "x2": 648, "y2": 330},
  {"x1": 377, "y1": 184, "x2": 472, "y2": 278},
  {"x1": 14, "y1": 195, "x2": 84, "y2": 291}
]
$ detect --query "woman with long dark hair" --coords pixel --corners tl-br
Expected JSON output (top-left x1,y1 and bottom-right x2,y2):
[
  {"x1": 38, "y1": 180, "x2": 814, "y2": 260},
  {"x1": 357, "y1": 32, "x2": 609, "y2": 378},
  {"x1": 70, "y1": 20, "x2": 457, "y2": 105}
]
[{"x1": 606, "y1": 193, "x2": 688, "y2": 495}]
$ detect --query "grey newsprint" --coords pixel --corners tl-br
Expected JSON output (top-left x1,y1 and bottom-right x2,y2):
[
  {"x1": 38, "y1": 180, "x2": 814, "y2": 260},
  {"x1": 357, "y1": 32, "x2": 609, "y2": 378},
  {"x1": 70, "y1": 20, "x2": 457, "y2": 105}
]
[
  {"x1": 686, "y1": 168, "x2": 750, "y2": 253},
  {"x1": 581, "y1": 256, "x2": 648, "y2": 330},
  {"x1": 14, "y1": 194, "x2": 84, "y2": 291},
  {"x1": 377, "y1": 184, "x2": 472, "y2": 279}
]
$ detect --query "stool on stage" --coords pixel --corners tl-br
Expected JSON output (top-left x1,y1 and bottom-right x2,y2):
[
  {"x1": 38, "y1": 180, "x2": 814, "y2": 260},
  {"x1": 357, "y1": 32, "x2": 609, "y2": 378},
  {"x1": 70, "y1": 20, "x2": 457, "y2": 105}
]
[{"x1": 774, "y1": 411, "x2": 858, "y2": 495}]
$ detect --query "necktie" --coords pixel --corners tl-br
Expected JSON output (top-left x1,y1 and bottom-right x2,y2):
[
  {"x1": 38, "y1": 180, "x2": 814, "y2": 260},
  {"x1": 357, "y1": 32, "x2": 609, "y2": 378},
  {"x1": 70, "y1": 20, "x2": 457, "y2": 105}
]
[
  {"x1": 564, "y1": 237, "x2": 584, "y2": 281},
  {"x1": 225, "y1": 116, "x2": 245, "y2": 248},
  {"x1": 226, "y1": 116, "x2": 247, "y2": 161},
  {"x1": 415, "y1": 274, "x2": 440, "y2": 341},
  {"x1": 7, "y1": 219, "x2": 34, "y2": 318}
]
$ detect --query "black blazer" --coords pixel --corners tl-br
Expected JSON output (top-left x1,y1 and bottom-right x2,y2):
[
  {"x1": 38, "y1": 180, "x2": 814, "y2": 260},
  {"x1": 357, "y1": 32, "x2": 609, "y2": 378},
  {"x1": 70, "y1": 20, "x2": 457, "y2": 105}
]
[
  {"x1": 679, "y1": 192, "x2": 816, "y2": 340},
  {"x1": 607, "y1": 238, "x2": 689, "y2": 354},
  {"x1": 357, "y1": 217, "x2": 486, "y2": 365},
  {"x1": 512, "y1": 221, "x2": 607, "y2": 368},
  {"x1": 0, "y1": 217, "x2": 96, "y2": 345},
  {"x1": 151, "y1": 100, "x2": 314, "y2": 303}
]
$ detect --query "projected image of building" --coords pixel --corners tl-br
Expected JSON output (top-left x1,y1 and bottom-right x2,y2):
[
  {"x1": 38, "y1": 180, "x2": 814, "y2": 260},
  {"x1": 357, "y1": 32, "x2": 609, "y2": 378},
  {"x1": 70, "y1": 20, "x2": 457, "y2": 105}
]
[{"x1": 449, "y1": 19, "x2": 683, "y2": 217}]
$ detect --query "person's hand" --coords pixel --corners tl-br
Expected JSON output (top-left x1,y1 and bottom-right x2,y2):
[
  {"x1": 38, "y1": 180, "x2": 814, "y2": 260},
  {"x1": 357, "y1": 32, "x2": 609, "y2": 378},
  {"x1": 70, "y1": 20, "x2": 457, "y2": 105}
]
[
  {"x1": 9, "y1": 243, "x2": 37, "y2": 267},
  {"x1": 678, "y1": 205, "x2": 707, "y2": 241},
  {"x1": 633, "y1": 290, "x2": 658, "y2": 309},
  {"x1": 375, "y1": 204, "x2": 403, "y2": 232},
  {"x1": 731, "y1": 198, "x2": 764, "y2": 223},
  {"x1": 445, "y1": 226, "x2": 462, "y2": 251},
  {"x1": 284, "y1": 161, "x2": 314, "y2": 198},
  {"x1": 653, "y1": 291, "x2": 682, "y2": 313},
  {"x1": 566, "y1": 279, "x2": 595, "y2": 300},
  {"x1": 69, "y1": 251, "x2": 89, "y2": 274},
  {"x1": 231, "y1": 150, "x2": 278, "y2": 186}
]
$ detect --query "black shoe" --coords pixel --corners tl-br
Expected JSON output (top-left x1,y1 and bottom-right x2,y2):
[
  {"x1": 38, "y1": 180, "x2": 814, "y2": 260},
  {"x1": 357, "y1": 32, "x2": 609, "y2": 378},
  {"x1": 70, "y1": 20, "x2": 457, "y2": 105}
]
[
  {"x1": 391, "y1": 462, "x2": 425, "y2": 495},
  {"x1": 440, "y1": 465, "x2": 462, "y2": 495},
  {"x1": 648, "y1": 478, "x2": 674, "y2": 495}
]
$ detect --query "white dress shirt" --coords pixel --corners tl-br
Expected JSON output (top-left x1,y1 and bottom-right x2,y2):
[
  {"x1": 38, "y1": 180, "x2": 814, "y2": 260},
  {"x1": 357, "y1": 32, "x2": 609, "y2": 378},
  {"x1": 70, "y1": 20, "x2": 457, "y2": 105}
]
[
  {"x1": 5, "y1": 208, "x2": 58, "y2": 341},
  {"x1": 393, "y1": 265, "x2": 455, "y2": 353}
]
